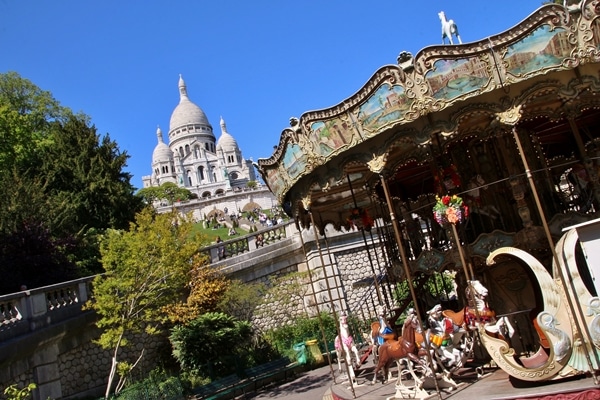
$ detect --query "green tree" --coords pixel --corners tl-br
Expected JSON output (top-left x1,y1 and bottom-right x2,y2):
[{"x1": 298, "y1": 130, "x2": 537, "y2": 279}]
[
  {"x1": 87, "y1": 208, "x2": 205, "y2": 398},
  {"x1": 40, "y1": 115, "x2": 142, "y2": 236},
  {"x1": 0, "y1": 72, "x2": 142, "y2": 290},
  {"x1": 137, "y1": 182, "x2": 192, "y2": 206},
  {"x1": 3, "y1": 383, "x2": 36, "y2": 400},
  {"x1": 168, "y1": 261, "x2": 230, "y2": 325},
  {"x1": 0, "y1": 71, "x2": 69, "y2": 173}
]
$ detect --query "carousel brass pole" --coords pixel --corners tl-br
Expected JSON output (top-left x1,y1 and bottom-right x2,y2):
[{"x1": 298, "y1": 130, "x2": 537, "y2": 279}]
[
  {"x1": 308, "y1": 209, "x2": 357, "y2": 397},
  {"x1": 379, "y1": 173, "x2": 442, "y2": 399},
  {"x1": 451, "y1": 222, "x2": 482, "y2": 325},
  {"x1": 296, "y1": 218, "x2": 337, "y2": 384},
  {"x1": 318, "y1": 212, "x2": 359, "y2": 321},
  {"x1": 374, "y1": 195, "x2": 398, "y2": 312},
  {"x1": 366, "y1": 182, "x2": 393, "y2": 311},
  {"x1": 347, "y1": 175, "x2": 383, "y2": 306},
  {"x1": 512, "y1": 126, "x2": 599, "y2": 382},
  {"x1": 450, "y1": 223, "x2": 473, "y2": 284}
]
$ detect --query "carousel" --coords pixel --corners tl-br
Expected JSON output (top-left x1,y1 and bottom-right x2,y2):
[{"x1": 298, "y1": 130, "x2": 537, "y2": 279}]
[{"x1": 258, "y1": 2, "x2": 600, "y2": 399}]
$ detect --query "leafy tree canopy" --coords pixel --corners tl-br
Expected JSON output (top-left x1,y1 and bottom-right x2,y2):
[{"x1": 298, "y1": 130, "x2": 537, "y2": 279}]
[
  {"x1": 137, "y1": 182, "x2": 192, "y2": 206},
  {"x1": 168, "y1": 260, "x2": 230, "y2": 325},
  {"x1": 0, "y1": 72, "x2": 143, "y2": 291},
  {"x1": 216, "y1": 279, "x2": 267, "y2": 322},
  {"x1": 88, "y1": 208, "x2": 207, "y2": 397}
]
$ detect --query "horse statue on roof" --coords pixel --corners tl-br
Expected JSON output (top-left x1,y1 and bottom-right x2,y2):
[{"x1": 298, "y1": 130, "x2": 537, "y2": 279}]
[{"x1": 439, "y1": 11, "x2": 462, "y2": 45}]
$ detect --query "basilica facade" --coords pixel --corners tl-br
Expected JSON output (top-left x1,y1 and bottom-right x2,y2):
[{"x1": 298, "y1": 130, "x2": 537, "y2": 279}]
[{"x1": 142, "y1": 75, "x2": 257, "y2": 198}]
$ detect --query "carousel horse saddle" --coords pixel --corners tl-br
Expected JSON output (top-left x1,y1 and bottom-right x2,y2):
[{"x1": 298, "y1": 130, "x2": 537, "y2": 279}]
[
  {"x1": 442, "y1": 309, "x2": 464, "y2": 326},
  {"x1": 387, "y1": 339, "x2": 412, "y2": 353}
]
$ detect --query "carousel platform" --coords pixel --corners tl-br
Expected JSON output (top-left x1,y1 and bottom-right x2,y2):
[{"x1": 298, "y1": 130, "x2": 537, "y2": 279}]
[{"x1": 328, "y1": 364, "x2": 600, "y2": 400}]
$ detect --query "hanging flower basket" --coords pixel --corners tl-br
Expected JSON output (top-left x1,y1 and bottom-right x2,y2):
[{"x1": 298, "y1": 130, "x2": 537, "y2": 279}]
[
  {"x1": 347, "y1": 207, "x2": 374, "y2": 231},
  {"x1": 432, "y1": 195, "x2": 469, "y2": 225}
]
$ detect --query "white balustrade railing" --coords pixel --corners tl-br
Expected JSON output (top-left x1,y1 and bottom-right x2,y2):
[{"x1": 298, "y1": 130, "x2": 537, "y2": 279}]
[{"x1": 0, "y1": 275, "x2": 98, "y2": 341}]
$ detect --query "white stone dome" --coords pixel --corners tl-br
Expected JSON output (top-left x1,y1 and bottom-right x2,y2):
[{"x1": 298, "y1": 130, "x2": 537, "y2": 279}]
[
  {"x1": 152, "y1": 127, "x2": 172, "y2": 163},
  {"x1": 169, "y1": 75, "x2": 212, "y2": 133},
  {"x1": 216, "y1": 116, "x2": 239, "y2": 152}
]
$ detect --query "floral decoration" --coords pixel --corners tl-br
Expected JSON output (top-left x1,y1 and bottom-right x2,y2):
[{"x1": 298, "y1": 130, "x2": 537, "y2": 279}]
[
  {"x1": 432, "y1": 195, "x2": 469, "y2": 225},
  {"x1": 347, "y1": 207, "x2": 374, "y2": 231}
]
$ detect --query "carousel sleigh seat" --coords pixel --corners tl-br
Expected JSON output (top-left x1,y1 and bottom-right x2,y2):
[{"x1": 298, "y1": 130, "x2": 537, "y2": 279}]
[{"x1": 519, "y1": 346, "x2": 549, "y2": 369}]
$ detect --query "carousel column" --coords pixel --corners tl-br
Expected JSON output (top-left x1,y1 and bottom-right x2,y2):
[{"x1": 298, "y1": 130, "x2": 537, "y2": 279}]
[
  {"x1": 296, "y1": 218, "x2": 337, "y2": 383},
  {"x1": 509, "y1": 176, "x2": 533, "y2": 229},
  {"x1": 305, "y1": 201, "x2": 358, "y2": 394},
  {"x1": 368, "y1": 153, "x2": 442, "y2": 400}
]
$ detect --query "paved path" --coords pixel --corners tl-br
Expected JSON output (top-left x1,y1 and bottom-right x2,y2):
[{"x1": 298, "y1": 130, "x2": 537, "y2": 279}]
[
  {"x1": 238, "y1": 361, "x2": 600, "y2": 400},
  {"x1": 240, "y1": 364, "x2": 336, "y2": 399}
]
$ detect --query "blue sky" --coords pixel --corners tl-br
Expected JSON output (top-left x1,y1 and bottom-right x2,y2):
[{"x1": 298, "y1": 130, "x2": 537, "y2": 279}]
[{"x1": 0, "y1": 1, "x2": 542, "y2": 189}]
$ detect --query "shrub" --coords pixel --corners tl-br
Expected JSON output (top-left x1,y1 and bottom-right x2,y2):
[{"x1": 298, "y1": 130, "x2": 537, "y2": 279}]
[{"x1": 170, "y1": 312, "x2": 253, "y2": 379}]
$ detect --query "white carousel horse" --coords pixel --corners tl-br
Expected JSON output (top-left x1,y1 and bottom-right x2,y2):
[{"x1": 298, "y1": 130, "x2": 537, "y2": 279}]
[
  {"x1": 335, "y1": 312, "x2": 361, "y2": 373},
  {"x1": 422, "y1": 304, "x2": 469, "y2": 371},
  {"x1": 439, "y1": 11, "x2": 462, "y2": 45},
  {"x1": 440, "y1": 280, "x2": 515, "y2": 349}
]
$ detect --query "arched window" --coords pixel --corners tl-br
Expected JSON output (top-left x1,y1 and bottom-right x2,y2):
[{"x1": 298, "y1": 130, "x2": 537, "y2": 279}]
[
  {"x1": 198, "y1": 166, "x2": 205, "y2": 180},
  {"x1": 185, "y1": 144, "x2": 190, "y2": 155}
]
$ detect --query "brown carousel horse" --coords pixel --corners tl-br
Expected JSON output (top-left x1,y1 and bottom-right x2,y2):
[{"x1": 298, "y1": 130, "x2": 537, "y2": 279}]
[{"x1": 371, "y1": 310, "x2": 424, "y2": 384}]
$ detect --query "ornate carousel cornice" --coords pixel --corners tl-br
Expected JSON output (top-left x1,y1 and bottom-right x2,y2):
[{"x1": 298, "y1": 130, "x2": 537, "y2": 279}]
[{"x1": 258, "y1": 2, "x2": 600, "y2": 227}]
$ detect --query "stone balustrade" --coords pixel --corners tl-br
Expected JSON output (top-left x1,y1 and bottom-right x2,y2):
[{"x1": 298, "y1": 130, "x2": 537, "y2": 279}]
[
  {"x1": 0, "y1": 276, "x2": 97, "y2": 342},
  {"x1": 203, "y1": 221, "x2": 294, "y2": 262}
]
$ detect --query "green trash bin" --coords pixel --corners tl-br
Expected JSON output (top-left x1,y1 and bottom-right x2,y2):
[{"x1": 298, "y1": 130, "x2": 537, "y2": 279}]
[{"x1": 293, "y1": 342, "x2": 307, "y2": 365}]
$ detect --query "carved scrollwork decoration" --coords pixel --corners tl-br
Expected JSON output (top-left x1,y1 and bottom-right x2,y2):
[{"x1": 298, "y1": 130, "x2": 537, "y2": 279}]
[
  {"x1": 367, "y1": 153, "x2": 388, "y2": 175},
  {"x1": 495, "y1": 104, "x2": 523, "y2": 126}
]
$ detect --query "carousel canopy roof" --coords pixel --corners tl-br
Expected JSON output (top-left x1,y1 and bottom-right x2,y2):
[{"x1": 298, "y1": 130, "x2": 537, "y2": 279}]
[{"x1": 257, "y1": 3, "x2": 600, "y2": 233}]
